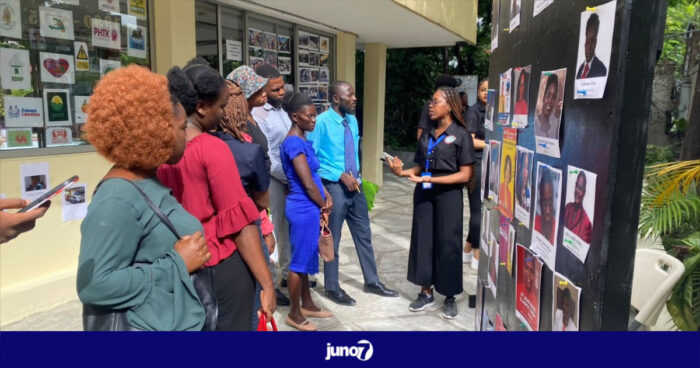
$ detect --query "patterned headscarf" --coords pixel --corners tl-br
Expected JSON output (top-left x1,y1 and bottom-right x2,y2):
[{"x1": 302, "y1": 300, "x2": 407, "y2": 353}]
[
  {"x1": 220, "y1": 80, "x2": 248, "y2": 141},
  {"x1": 226, "y1": 65, "x2": 267, "y2": 99}
]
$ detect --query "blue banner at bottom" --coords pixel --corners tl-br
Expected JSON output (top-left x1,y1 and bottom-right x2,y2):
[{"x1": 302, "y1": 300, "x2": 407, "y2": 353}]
[{"x1": 1, "y1": 332, "x2": 699, "y2": 367}]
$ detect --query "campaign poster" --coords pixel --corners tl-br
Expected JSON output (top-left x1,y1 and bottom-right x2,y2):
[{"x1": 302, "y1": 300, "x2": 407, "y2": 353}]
[
  {"x1": 74, "y1": 96, "x2": 89, "y2": 124},
  {"x1": 514, "y1": 146, "x2": 534, "y2": 227},
  {"x1": 511, "y1": 65, "x2": 531, "y2": 128},
  {"x1": 480, "y1": 144, "x2": 490, "y2": 200},
  {"x1": 499, "y1": 128, "x2": 517, "y2": 218},
  {"x1": 574, "y1": 0, "x2": 616, "y2": 99},
  {"x1": 509, "y1": 0, "x2": 521, "y2": 32},
  {"x1": 43, "y1": 89, "x2": 72, "y2": 126},
  {"x1": 0, "y1": 0, "x2": 22, "y2": 39},
  {"x1": 497, "y1": 68, "x2": 512, "y2": 125},
  {"x1": 533, "y1": 0, "x2": 554, "y2": 17},
  {"x1": 534, "y1": 68, "x2": 566, "y2": 158},
  {"x1": 3, "y1": 97, "x2": 44, "y2": 128},
  {"x1": 491, "y1": 0, "x2": 499, "y2": 52},
  {"x1": 488, "y1": 140, "x2": 501, "y2": 201},
  {"x1": 128, "y1": 0, "x2": 147, "y2": 20},
  {"x1": 562, "y1": 166, "x2": 597, "y2": 263},
  {"x1": 485, "y1": 89, "x2": 496, "y2": 131},
  {"x1": 530, "y1": 162, "x2": 562, "y2": 270},
  {"x1": 552, "y1": 272, "x2": 581, "y2": 331},
  {"x1": 92, "y1": 18, "x2": 121, "y2": 50},
  {"x1": 515, "y1": 244, "x2": 543, "y2": 331},
  {"x1": 127, "y1": 25, "x2": 148, "y2": 59},
  {"x1": 1, "y1": 48, "x2": 31, "y2": 90},
  {"x1": 39, "y1": 6, "x2": 75, "y2": 40},
  {"x1": 40, "y1": 52, "x2": 75, "y2": 84},
  {"x1": 74, "y1": 41, "x2": 90, "y2": 71},
  {"x1": 99, "y1": 58, "x2": 121, "y2": 77}
]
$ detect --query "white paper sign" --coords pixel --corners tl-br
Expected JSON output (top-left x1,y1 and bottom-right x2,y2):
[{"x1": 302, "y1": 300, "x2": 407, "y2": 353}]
[
  {"x1": 46, "y1": 126, "x2": 73, "y2": 147},
  {"x1": 92, "y1": 18, "x2": 121, "y2": 50},
  {"x1": 39, "y1": 6, "x2": 75, "y2": 40},
  {"x1": 74, "y1": 41, "x2": 90, "y2": 71},
  {"x1": 74, "y1": 96, "x2": 89, "y2": 124},
  {"x1": 1, "y1": 48, "x2": 31, "y2": 90},
  {"x1": 225, "y1": 39, "x2": 242, "y2": 61},
  {"x1": 3, "y1": 97, "x2": 44, "y2": 128},
  {"x1": 574, "y1": 0, "x2": 616, "y2": 100},
  {"x1": 98, "y1": 0, "x2": 119, "y2": 12},
  {"x1": 533, "y1": 0, "x2": 554, "y2": 17},
  {"x1": 40, "y1": 52, "x2": 75, "y2": 84},
  {"x1": 99, "y1": 59, "x2": 121, "y2": 77},
  {"x1": 62, "y1": 183, "x2": 88, "y2": 222},
  {"x1": 127, "y1": 25, "x2": 147, "y2": 59},
  {"x1": 0, "y1": 0, "x2": 22, "y2": 39},
  {"x1": 20, "y1": 162, "x2": 50, "y2": 201}
]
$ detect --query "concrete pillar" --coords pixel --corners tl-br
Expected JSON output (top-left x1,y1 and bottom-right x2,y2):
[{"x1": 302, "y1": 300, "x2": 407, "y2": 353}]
[
  {"x1": 361, "y1": 42, "x2": 387, "y2": 187},
  {"x1": 153, "y1": 0, "x2": 197, "y2": 74},
  {"x1": 335, "y1": 31, "x2": 357, "y2": 86}
]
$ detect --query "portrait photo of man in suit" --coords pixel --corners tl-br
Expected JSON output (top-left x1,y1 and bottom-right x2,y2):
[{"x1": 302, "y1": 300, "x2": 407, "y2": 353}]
[{"x1": 576, "y1": 13, "x2": 607, "y2": 79}]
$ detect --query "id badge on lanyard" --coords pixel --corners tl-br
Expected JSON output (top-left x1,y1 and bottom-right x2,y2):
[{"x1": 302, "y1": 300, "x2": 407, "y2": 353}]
[{"x1": 423, "y1": 135, "x2": 445, "y2": 190}]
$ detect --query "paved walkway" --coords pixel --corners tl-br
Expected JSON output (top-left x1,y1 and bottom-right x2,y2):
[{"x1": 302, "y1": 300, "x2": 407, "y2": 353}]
[{"x1": 3, "y1": 168, "x2": 478, "y2": 331}]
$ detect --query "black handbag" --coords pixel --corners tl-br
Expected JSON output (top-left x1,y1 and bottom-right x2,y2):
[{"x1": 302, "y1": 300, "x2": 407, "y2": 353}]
[{"x1": 83, "y1": 178, "x2": 218, "y2": 331}]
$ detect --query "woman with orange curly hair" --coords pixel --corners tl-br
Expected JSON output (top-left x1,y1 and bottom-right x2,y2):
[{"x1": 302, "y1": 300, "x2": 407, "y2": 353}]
[
  {"x1": 158, "y1": 59, "x2": 276, "y2": 331},
  {"x1": 77, "y1": 65, "x2": 211, "y2": 331}
]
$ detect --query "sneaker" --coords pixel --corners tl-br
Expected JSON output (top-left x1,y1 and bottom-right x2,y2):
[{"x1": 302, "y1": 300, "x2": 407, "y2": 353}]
[
  {"x1": 409, "y1": 292, "x2": 435, "y2": 312},
  {"x1": 462, "y1": 250, "x2": 473, "y2": 264},
  {"x1": 442, "y1": 297, "x2": 458, "y2": 319},
  {"x1": 471, "y1": 256, "x2": 479, "y2": 270}
]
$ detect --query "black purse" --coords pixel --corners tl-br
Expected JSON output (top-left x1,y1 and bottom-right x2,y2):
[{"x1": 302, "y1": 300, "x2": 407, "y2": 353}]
[{"x1": 83, "y1": 178, "x2": 218, "y2": 331}]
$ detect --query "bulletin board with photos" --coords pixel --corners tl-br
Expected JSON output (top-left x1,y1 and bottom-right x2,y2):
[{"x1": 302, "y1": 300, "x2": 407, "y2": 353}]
[
  {"x1": 476, "y1": 0, "x2": 666, "y2": 331},
  {"x1": 0, "y1": 0, "x2": 151, "y2": 151}
]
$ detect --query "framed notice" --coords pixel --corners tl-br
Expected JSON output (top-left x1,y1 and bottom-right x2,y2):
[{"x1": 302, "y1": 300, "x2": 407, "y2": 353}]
[{"x1": 43, "y1": 89, "x2": 73, "y2": 126}]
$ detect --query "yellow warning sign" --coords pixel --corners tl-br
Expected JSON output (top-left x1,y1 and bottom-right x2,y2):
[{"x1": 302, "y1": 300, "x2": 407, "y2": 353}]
[{"x1": 74, "y1": 42, "x2": 90, "y2": 71}]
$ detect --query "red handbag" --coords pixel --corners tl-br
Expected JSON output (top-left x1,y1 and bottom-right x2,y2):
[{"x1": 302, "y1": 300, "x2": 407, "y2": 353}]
[{"x1": 257, "y1": 314, "x2": 278, "y2": 331}]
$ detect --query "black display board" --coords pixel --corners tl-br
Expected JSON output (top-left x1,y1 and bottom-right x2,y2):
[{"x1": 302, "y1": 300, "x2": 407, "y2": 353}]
[{"x1": 478, "y1": 0, "x2": 667, "y2": 331}]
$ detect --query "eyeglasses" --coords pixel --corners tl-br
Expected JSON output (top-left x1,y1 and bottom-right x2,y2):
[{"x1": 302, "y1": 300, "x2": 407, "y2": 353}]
[{"x1": 429, "y1": 99, "x2": 446, "y2": 106}]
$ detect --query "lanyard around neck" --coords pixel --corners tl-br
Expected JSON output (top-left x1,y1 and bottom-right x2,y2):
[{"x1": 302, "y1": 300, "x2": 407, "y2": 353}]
[{"x1": 425, "y1": 134, "x2": 446, "y2": 172}]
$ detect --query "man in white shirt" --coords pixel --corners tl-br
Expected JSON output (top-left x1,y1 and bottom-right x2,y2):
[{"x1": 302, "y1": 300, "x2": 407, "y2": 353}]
[{"x1": 252, "y1": 65, "x2": 298, "y2": 304}]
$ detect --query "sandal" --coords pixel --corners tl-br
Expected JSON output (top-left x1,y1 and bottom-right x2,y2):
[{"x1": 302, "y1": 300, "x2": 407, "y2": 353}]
[
  {"x1": 301, "y1": 308, "x2": 334, "y2": 318},
  {"x1": 285, "y1": 315, "x2": 317, "y2": 331}
]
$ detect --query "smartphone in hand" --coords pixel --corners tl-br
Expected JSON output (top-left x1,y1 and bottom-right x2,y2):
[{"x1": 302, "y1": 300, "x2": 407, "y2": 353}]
[
  {"x1": 18, "y1": 175, "x2": 79, "y2": 213},
  {"x1": 379, "y1": 152, "x2": 394, "y2": 163}
]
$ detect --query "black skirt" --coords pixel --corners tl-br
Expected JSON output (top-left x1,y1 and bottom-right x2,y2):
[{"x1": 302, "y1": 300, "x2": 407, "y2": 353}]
[{"x1": 407, "y1": 182, "x2": 464, "y2": 296}]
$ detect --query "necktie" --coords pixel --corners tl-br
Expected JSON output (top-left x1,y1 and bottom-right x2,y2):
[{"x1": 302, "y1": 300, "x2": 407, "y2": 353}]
[
  {"x1": 342, "y1": 118, "x2": 358, "y2": 179},
  {"x1": 581, "y1": 63, "x2": 590, "y2": 79}
]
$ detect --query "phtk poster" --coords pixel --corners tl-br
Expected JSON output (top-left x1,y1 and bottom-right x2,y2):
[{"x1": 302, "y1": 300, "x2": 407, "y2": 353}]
[{"x1": 91, "y1": 18, "x2": 121, "y2": 50}]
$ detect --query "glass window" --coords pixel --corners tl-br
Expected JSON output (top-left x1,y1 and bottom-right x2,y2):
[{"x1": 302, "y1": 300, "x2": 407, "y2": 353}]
[
  {"x1": 220, "y1": 6, "x2": 243, "y2": 77},
  {"x1": 194, "y1": 0, "x2": 217, "y2": 70},
  {"x1": 1, "y1": 0, "x2": 152, "y2": 151}
]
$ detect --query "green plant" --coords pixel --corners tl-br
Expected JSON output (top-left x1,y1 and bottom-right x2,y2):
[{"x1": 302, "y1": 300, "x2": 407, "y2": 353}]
[{"x1": 638, "y1": 159, "x2": 700, "y2": 330}]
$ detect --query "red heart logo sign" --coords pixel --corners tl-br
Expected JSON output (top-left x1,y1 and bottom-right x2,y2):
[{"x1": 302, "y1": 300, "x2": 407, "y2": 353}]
[{"x1": 43, "y1": 58, "x2": 70, "y2": 78}]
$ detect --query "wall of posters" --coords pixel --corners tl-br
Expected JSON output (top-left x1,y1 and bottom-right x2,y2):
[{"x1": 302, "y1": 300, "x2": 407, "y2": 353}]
[
  {"x1": 39, "y1": 6, "x2": 75, "y2": 40},
  {"x1": 514, "y1": 146, "x2": 534, "y2": 227},
  {"x1": 40, "y1": 52, "x2": 75, "y2": 84},
  {"x1": 499, "y1": 128, "x2": 516, "y2": 218},
  {"x1": 515, "y1": 244, "x2": 543, "y2": 331},
  {"x1": 92, "y1": 18, "x2": 121, "y2": 50},
  {"x1": 574, "y1": 0, "x2": 616, "y2": 99},
  {"x1": 511, "y1": 65, "x2": 531, "y2": 128},
  {"x1": 530, "y1": 162, "x2": 562, "y2": 270},
  {"x1": 43, "y1": 89, "x2": 72, "y2": 126},
  {"x1": 127, "y1": 25, "x2": 147, "y2": 59},
  {"x1": 3, "y1": 97, "x2": 44, "y2": 127},
  {"x1": 1, "y1": 48, "x2": 31, "y2": 90},
  {"x1": 534, "y1": 68, "x2": 567, "y2": 158},
  {"x1": 0, "y1": 0, "x2": 22, "y2": 39},
  {"x1": 562, "y1": 166, "x2": 597, "y2": 263}
]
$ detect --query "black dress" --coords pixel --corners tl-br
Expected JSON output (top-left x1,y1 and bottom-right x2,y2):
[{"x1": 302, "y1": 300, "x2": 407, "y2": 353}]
[
  {"x1": 465, "y1": 102, "x2": 486, "y2": 247},
  {"x1": 408, "y1": 121, "x2": 476, "y2": 296}
]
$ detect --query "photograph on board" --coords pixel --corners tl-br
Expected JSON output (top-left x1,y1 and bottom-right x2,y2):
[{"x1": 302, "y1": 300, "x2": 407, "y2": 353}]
[
  {"x1": 488, "y1": 140, "x2": 501, "y2": 201},
  {"x1": 248, "y1": 28, "x2": 263, "y2": 47},
  {"x1": 485, "y1": 89, "x2": 496, "y2": 131},
  {"x1": 278, "y1": 35, "x2": 291, "y2": 53},
  {"x1": 574, "y1": 0, "x2": 617, "y2": 99},
  {"x1": 491, "y1": 0, "x2": 499, "y2": 51},
  {"x1": 530, "y1": 162, "x2": 562, "y2": 270},
  {"x1": 515, "y1": 244, "x2": 543, "y2": 331},
  {"x1": 509, "y1": 0, "x2": 521, "y2": 32},
  {"x1": 533, "y1": 0, "x2": 554, "y2": 17},
  {"x1": 552, "y1": 272, "x2": 581, "y2": 331},
  {"x1": 534, "y1": 68, "x2": 567, "y2": 158},
  {"x1": 563, "y1": 166, "x2": 597, "y2": 263},
  {"x1": 511, "y1": 65, "x2": 531, "y2": 128},
  {"x1": 499, "y1": 128, "x2": 516, "y2": 218},
  {"x1": 514, "y1": 146, "x2": 534, "y2": 227},
  {"x1": 498, "y1": 68, "x2": 511, "y2": 125}
]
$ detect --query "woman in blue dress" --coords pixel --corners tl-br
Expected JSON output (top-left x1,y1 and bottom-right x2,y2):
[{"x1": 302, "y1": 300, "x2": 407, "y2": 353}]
[{"x1": 280, "y1": 93, "x2": 334, "y2": 331}]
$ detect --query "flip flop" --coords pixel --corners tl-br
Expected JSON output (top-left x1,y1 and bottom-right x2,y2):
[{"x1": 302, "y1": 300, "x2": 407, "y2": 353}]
[
  {"x1": 285, "y1": 315, "x2": 317, "y2": 331},
  {"x1": 301, "y1": 308, "x2": 334, "y2": 318}
]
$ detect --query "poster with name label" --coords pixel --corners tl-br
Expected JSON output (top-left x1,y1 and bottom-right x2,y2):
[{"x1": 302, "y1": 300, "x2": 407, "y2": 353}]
[
  {"x1": 127, "y1": 25, "x2": 147, "y2": 59},
  {"x1": 514, "y1": 146, "x2": 534, "y2": 227},
  {"x1": 98, "y1": 0, "x2": 119, "y2": 12},
  {"x1": 40, "y1": 52, "x2": 75, "y2": 84},
  {"x1": 515, "y1": 244, "x2": 543, "y2": 331},
  {"x1": 3, "y1": 97, "x2": 44, "y2": 127},
  {"x1": 43, "y1": 89, "x2": 72, "y2": 126},
  {"x1": 562, "y1": 166, "x2": 597, "y2": 263},
  {"x1": 574, "y1": 0, "x2": 616, "y2": 99},
  {"x1": 1, "y1": 48, "x2": 31, "y2": 90},
  {"x1": 491, "y1": 0, "x2": 499, "y2": 51},
  {"x1": 128, "y1": 0, "x2": 147, "y2": 20},
  {"x1": 0, "y1": 0, "x2": 22, "y2": 39},
  {"x1": 530, "y1": 162, "x2": 562, "y2": 270},
  {"x1": 498, "y1": 68, "x2": 512, "y2": 125},
  {"x1": 534, "y1": 68, "x2": 567, "y2": 158},
  {"x1": 552, "y1": 273, "x2": 581, "y2": 331},
  {"x1": 74, "y1": 41, "x2": 90, "y2": 71},
  {"x1": 499, "y1": 128, "x2": 517, "y2": 218},
  {"x1": 99, "y1": 58, "x2": 121, "y2": 77},
  {"x1": 74, "y1": 96, "x2": 89, "y2": 124},
  {"x1": 92, "y1": 18, "x2": 121, "y2": 50},
  {"x1": 485, "y1": 89, "x2": 495, "y2": 131},
  {"x1": 62, "y1": 183, "x2": 87, "y2": 222},
  {"x1": 511, "y1": 65, "x2": 531, "y2": 128},
  {"x1": 46, "y1": 126, "x2": 73, "y2": 146},
  {"x1": 509, "y1": 0, "x2": 521, "y2": 33},
  {"x1": 39, "y1": 6, "x2": 75, "y2": 40}
]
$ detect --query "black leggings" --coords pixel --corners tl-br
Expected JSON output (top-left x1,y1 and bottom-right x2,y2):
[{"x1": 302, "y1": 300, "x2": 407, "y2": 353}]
[
  {"x1": 466, "y1": 161, "x2": 482, "y2": 248},
  {"x1": 213, "y1": 251, "x2": 255, "y2": 331}
]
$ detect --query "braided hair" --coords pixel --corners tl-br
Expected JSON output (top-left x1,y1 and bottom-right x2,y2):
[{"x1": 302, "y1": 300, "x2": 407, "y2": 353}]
[
  {"x1": 220, "y1": 81, "x2": 248, "y2": 141},
  {"x1": 437, "y1": 86, "x2": 466, "y2": 128}
]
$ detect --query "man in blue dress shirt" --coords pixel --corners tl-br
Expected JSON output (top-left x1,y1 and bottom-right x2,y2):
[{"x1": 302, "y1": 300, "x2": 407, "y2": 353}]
[{"x1": 308, "y1": 81, "x2": 398, "y2": 306}]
